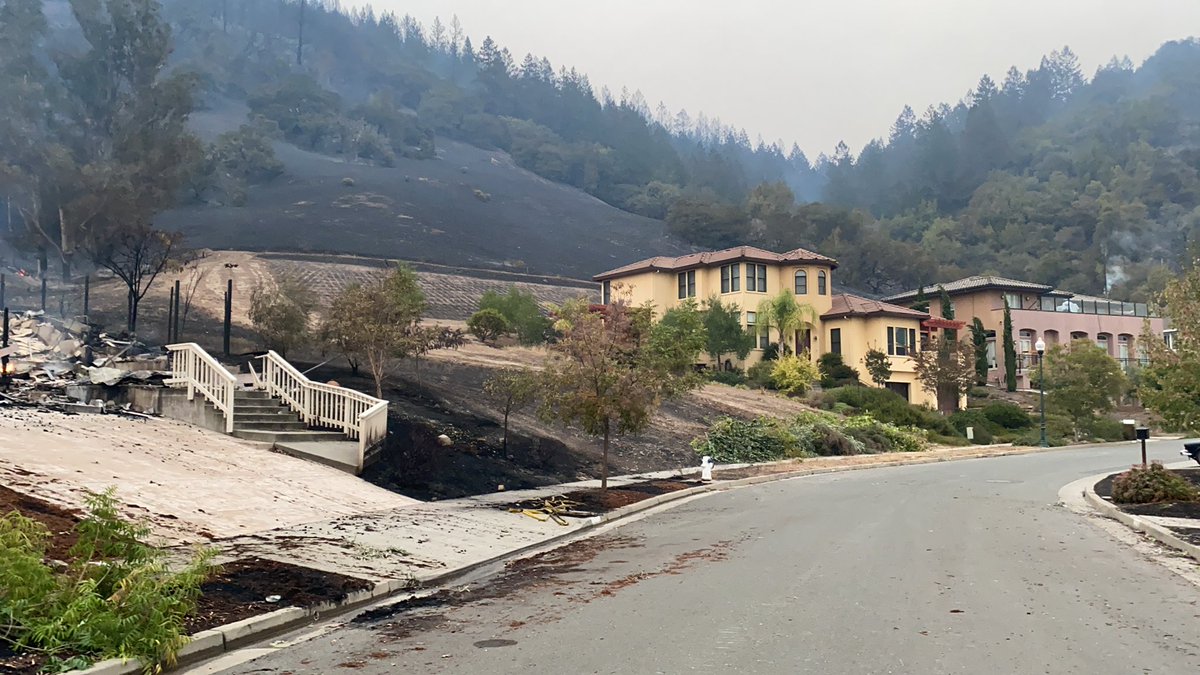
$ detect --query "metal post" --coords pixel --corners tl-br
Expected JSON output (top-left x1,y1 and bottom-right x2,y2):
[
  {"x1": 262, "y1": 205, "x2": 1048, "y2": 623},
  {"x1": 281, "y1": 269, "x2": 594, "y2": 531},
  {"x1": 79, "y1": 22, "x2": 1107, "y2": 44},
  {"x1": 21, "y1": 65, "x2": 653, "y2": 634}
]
[
  {"x1": 40, "y1": 275, "x2": 46, "y2": 312},
  {"x1": 167, "y1": 285, "x2": 175, "y2": 344},
  {"x1": 1, "y1": 274, "x2": 5, "y2": 311},
  {"x1": 83, "y1": 276, "x2": 89, "y2": 321},
  {"x1": 172, "y1": 279, "x2": 181, "y2": 342},
  {"x1": 1038, "y1": 352, "x2": 1047, "y2": 448},
  {"x1": 223, "y1": 278, "x2": 233, "y2": 357},
  {"x1": 1, "y1": 308, "x2": 9, "y2": 389},
  {"x1": 1141, "y1": 437, "x2": 1148, "y2": 468}
]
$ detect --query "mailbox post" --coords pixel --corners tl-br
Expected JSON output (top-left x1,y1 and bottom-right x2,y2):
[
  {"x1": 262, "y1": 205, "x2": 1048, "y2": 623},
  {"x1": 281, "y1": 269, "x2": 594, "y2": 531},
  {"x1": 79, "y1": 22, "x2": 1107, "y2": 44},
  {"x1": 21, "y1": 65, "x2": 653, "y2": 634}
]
[{"x1": 1136, "y1": 427, "x2": 1150, "y2": 467}]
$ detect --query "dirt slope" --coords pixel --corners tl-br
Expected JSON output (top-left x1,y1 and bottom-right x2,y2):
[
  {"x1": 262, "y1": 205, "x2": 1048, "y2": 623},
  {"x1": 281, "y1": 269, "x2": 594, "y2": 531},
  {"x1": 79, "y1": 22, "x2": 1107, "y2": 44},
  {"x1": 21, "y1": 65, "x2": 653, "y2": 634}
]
[{"x1": 160, "y1": 105, "x2": 690, "y2": 279}]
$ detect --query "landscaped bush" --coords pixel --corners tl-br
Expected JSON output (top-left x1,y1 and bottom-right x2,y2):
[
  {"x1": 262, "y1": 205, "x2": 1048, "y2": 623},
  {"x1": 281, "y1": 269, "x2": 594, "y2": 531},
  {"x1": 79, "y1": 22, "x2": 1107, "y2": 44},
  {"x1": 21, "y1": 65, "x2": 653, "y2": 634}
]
[
  {"x1": 1111, "y1": 463, "x2": 1200, "y2": 504},
  {"x1": 0, "y1": 489, "x2": 216, "y2": 672},
  {"x1": 746, "y1": 360, "x2": 776, "y2": 389},
  {"x1": 825, "y1": 386, "x2": 957, "y2": 437},
  {"x1": 947, "y1": 409, "x2": 996, "y2": 444},
  {"x1": 478, "y1": 287, "x2": 552, "y2": 345},
  {"x1": 1089, "y1": 417, "x2": 1126, "y2": 442},
  {"x1": 981, "y1": 402, "x2": 1033, "y2": 429},
  {"x1": 692, "y1": 412, "x2": 928, "y2": 461},
  {"x1": 467, "y1": 308, "x2": 510, "y2": 345},
  {"x1": 770, "y1": 355, "x2": 818, "y2": 396},
  {"x1": 708, "y1": 369, "x2": 747, "y2": 386},
  {"x1": 690, "y1": 417, "x2": 798, "y2": 463},
  {"x1": 817, "y1": 352, "x2": 860, "y2": 388}
]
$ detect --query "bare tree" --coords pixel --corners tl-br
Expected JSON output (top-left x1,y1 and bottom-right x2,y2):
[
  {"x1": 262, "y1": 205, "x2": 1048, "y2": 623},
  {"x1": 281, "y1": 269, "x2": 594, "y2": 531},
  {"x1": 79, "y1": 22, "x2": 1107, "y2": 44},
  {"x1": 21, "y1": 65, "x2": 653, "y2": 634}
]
[{"x1": 86, "y1": 225, "x2": 183, "y2": 333}]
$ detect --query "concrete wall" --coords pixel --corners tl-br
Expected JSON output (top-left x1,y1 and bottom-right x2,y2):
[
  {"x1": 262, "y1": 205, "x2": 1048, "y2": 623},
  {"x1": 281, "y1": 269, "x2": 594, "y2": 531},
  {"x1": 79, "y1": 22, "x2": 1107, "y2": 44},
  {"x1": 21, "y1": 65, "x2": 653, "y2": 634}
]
[{"x1": 64, "y1": 384, "x2": 228, "y2": 434}]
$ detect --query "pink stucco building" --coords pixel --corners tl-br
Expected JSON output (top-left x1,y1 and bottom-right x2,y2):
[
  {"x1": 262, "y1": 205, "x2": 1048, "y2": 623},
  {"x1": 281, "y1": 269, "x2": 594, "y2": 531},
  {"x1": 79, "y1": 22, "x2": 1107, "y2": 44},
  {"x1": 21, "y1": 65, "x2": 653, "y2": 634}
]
[{"x1": 885, "y1": 276, "x2": 1168, "y2": 389}]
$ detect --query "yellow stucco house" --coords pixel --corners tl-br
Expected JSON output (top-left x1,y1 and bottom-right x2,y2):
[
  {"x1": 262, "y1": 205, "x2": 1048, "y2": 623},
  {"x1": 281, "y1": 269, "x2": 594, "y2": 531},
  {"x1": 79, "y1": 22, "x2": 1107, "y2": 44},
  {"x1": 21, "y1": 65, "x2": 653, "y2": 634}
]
[{"x1": 594, "y1": 245, "x2": 941, "y2": 408}]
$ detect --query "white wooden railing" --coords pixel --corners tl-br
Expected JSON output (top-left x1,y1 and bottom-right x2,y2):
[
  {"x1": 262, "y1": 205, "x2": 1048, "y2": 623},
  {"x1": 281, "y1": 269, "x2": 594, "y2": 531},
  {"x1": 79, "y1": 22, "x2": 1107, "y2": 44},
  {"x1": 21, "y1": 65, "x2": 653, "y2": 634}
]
[
  {"x1": 255, "y1": 350, "x2": 388, "y2": 471},
  {"x1": 166, "y1": 343, "x2": 238, "y2": 433}
]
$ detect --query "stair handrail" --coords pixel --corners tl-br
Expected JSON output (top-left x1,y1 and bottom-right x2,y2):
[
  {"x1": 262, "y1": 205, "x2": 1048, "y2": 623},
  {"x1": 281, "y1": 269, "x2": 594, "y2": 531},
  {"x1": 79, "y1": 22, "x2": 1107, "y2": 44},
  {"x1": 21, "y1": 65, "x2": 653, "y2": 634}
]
[
  {"x1": 256, "y1": 350, "x2": 388, "y2": 471},
  {"x1": 166, "y1": 343, "x2": 238, "y2": 433}
]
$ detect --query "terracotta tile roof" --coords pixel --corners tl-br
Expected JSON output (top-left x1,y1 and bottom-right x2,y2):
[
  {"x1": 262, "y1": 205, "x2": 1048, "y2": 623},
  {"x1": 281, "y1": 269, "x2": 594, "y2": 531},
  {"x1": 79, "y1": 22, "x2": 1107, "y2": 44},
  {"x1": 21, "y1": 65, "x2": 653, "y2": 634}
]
[
  {"x1": 883, "y1": 275, "x2": 1058, "y2": 303},
  {"x1": 823, "y1": 293, "x2": 930, "y2": 320},
  {"x1": 593, "y1": 245, "x2": 837, "y2": 281}
]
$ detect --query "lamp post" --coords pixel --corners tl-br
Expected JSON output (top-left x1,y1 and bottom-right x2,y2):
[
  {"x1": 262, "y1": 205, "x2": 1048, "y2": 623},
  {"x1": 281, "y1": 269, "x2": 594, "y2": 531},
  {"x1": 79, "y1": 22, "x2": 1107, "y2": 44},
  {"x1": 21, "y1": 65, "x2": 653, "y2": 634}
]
[{"x1": 1035, "y1": 337, "x2": 1047, "y2": 448}]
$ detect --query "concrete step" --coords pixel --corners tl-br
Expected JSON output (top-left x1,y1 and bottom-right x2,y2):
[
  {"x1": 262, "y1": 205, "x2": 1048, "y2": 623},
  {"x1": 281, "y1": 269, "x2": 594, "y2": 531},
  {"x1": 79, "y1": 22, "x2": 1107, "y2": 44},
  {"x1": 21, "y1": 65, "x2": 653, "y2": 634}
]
[
  {"x1": 232, "y1": 429, "x2": 347, "y2": 444},
  {"x1": 233, "y1": 403, "x2": 290, "y2": 413},
  {"x1": 234, "y1": 390, "x2": 276, "y2": 401},
  {"x1": 234, "y1": 412, "x2": 302, "y2": 423},
  {"x1": 232, "y1": 420, "x2": 310, "y2": 432}
]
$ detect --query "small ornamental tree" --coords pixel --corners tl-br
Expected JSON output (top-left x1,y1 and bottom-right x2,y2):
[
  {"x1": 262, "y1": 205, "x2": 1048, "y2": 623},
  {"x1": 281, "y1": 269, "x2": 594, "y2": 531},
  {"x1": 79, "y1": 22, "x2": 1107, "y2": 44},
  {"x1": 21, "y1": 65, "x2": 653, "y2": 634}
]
[
  {"x1": 483, "y1": 368, "x2": 538, "y2": 458},
  {"x1": 1142, "y1": 263, "x2": 1200, "y2": 432},
  {"x1": 756, "y1": 291, "x2": 816, "y2": 355},
  {"x1": 1003, "y1": 298, "x2": 1017, "y2": 391},
  {"x1": 468, "y1": 308, "x2": 510, "y2": 345},
  {"x1": 939, "y1": 285, "x2": 957, "y2": 342},
  {"x1": 702, "y1": 296, "x2": 754, "y2": 365},
  {"x1": 864, "y1": 348, "x2": 892, "y2": 387},
  {"x1": 914, "y1": 334, "x2": 975, "y2": 413},
  {"x1": 540, "y1": 300, "x2": 704, "y2": 488},
  {"x1": 250, "y1": 274, "x2": 316, "y2": 356},
  {"x1": 321, "y1": 265, "x2": 434, "y2": 397},
  {"x1": 971, "y1": 317, "x2": 989, "y2": 385},
  {"x1": 1043, "y1": 339, "x2": 1126, "y2": 439},
  {"x1": 771, "y1": 354, "x2": 819, "y2": 396},
  {"x1": 479, "y1": 286, "x2": 552, "y2": 345}
]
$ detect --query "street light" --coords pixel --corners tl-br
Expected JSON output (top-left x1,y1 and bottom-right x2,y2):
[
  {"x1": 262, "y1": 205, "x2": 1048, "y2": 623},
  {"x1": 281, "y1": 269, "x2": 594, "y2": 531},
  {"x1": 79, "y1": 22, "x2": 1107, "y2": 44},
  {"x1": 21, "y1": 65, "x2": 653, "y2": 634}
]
[{"x1": 1035, "y1": 337, "x2": 1047, "y2": 448}]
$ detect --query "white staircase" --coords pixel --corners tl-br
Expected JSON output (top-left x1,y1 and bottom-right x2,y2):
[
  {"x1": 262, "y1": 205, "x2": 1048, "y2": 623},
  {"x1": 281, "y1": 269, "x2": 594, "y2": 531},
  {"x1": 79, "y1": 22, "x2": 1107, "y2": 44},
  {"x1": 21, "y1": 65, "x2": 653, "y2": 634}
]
[{"x1": 165, "y1": 344, "x2": 388, "y2": 473}]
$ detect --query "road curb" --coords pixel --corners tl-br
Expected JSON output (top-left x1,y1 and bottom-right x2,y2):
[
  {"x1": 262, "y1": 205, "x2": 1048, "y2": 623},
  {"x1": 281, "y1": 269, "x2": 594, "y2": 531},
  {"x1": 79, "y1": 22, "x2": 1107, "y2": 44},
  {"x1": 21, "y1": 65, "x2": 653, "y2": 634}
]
[
  {"x1": 64, "y1": 440, "x2": 1127, "y2": 674},
  {"x1": 1080, "y1": 472, "x2": 1200, "y2": 564}
]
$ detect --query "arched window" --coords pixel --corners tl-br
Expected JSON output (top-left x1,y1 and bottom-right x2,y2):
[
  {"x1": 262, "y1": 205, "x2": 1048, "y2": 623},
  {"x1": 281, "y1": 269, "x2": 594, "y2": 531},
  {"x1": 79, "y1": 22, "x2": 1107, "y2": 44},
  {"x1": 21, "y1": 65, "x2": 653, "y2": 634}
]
[
  {"x1": 818, "y1": 270, "x2": 827, "y2": 295},
  {"x1": 1096, "y1": 333, "x2": 1111, "y2": 354},
  {"x1": 794, "y1": 270, "x2": 808, "y2": 295},
  {"x1": 1018, "y1": 329, "x2": 1034, "y2": 354}
]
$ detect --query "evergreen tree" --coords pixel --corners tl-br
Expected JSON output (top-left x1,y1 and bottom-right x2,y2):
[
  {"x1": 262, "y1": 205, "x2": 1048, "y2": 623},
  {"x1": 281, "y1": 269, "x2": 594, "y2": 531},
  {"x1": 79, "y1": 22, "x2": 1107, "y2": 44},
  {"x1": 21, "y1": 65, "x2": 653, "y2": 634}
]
[
  {"x1": 1003, "y1": 299, "x2": 1017, "y2": 392},
  {"x1": 939, "y1": 286, "x2": 956, "y2": 342},
  {"x1": 971, "y1": 318, "x2": 989, "y2": 386}
]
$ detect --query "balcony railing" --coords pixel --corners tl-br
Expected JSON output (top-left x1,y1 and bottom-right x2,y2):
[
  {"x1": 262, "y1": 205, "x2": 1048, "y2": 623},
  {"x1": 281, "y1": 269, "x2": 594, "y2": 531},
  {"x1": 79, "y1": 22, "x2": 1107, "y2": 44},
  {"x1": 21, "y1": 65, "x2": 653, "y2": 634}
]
[{"x1": 1030, "y1": 297, "x2": 1157, "y2": 318}]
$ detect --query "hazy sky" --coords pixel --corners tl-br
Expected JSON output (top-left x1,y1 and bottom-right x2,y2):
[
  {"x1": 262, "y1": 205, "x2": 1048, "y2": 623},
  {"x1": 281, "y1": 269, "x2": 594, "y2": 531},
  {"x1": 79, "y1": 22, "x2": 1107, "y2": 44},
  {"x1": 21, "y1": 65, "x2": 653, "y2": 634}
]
[{"x1": 359, "y1": 0, "x2": 1200, "y2": 156}]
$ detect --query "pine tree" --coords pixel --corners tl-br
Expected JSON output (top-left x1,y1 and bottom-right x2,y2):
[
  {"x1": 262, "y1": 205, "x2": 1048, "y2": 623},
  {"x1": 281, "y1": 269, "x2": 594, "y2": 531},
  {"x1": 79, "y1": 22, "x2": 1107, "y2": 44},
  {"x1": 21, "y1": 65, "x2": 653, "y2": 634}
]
[
  {"x1": 971, "y1": 318, "x2": 989, "y2": 385},
  {"x1": 939, "y1": 286, "x2": 956, "y2": 342},
  {"x1": 1003, "y1": 299, "x2": 1017, "y2": 392}
]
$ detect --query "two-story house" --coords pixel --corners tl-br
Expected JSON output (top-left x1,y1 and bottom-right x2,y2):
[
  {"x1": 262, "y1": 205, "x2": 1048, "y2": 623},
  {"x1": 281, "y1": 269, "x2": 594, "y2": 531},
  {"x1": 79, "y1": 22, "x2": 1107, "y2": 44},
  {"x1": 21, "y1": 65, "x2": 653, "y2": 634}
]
[
  {"x1": 594, "y1": 245, "x2": 940, "y2": 408},
  {"x1": 884, "y1": 275, "x2": 1168, "y2": 389}
]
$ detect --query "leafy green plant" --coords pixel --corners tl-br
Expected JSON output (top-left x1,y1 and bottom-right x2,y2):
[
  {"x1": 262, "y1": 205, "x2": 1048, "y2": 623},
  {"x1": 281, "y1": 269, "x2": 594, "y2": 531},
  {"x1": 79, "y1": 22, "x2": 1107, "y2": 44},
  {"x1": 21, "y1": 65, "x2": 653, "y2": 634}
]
[
  {"x1": 690, "y1": 417, "x2": 798, "y2": 463},
  {"x1": 1111, "y1": 463, "x2": 1200, "y2": 504},
  {"x1": 467, "y1": 308, "x2": 510, "y2": 345},
  {"x1": 479, "y1": 287, "x2": 552, "y2": 345},
  {"x1": 817, "y1": 352, "x2": 860, "y2": 388},
  {"x1": 0, "y1": 489, "x2": 216, "y2": 673},
  {"x1": 771, "y1": 354, "x2": 818, "y2": 396},
  {"x1": 707, "y1": 369, "x2": 747, "y2": 386},
  {"x1": 981, "y1": 402, "x2": 1033, "y2": 430},
  {"x1": 825, "y1": 386, "x2": 957, "y2": 437},
  {"x1": 947, "y1": 409, "x2": 996, "y2": 444},
  {"x1": 746, "y1": 360, "x2": 776, "y2": 389},
  {"x1": 794, "y1": 420, "x2": 864, "y2": 456}
]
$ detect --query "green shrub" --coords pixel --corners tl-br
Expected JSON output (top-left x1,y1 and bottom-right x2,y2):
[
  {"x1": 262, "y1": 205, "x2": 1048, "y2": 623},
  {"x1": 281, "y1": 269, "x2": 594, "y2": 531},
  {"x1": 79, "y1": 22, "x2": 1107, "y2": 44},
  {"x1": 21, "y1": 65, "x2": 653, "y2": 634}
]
[
  {"x1": 0, "y1": 489, "x2": 216, "y2": 671},
  {"x1": 1111, "y1": 463, "x2": 1200, "y2": 504},
  {"x1": 479, "y1": 287, "x2": 552, "y2": 345},
  {"x1": 968, "y1": 386, "x2": 991, "y2": 399},
  {"x1": 708, "y1": 369, "x2": 747, "y2": 386},
  {"x1": 794, "y1": 420, "x2": 864, "y2": 456},
  {"x1": 467, "y1": 308, "x2": 510, "y2": 344},
  {"x1": 842, "y1": 414, "x2": 928, "y2": 453},
  {"x1": 929, "y1": 433, "x2": 973, "y2": 447},
  {"x1": 760, "y1": 343, "x2": 780, "y2": 362},
  {"x1": 947, "y1": 409, "x2": 996, "y2": 444},
  {"x1": 746, "y1": 360, "x2": 775, "y2": 389},
  {"x1": 817, "y1": 352, "x2": 860, "y2": 388},
  {"x1": 982, "y1": 402, "x2": 1033, "y2": 429},
  {"x1": 828, "y1": 386, "x2": 957, "y2": 437},
  {"x1": 691, "y1": 417, "x2": 797, "y2": 463},
  {"x1": 771, "y1": 355, "x2": 818, "y2": 396},
  {"x1": 1089, "y1": 417, "x2": 1126, "y2": 442}
]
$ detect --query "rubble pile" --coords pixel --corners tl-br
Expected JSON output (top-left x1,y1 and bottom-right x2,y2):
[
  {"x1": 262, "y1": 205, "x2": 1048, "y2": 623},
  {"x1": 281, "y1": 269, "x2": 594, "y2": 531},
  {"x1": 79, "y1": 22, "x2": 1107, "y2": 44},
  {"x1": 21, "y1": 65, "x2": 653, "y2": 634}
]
[{"x1": 1, "y1": 311, "x2": 169, "y2": 412}]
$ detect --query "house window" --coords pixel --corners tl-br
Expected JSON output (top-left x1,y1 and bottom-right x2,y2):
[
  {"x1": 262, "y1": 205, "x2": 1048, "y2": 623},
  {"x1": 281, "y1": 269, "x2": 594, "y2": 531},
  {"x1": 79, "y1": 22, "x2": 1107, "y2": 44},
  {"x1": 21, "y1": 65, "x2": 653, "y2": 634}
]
[
  {"x1": 830, "y1": 328, "x2": 841, "y2": 355},
  {"x1": 887, "y1": 326, "x2": 917, "y2": 357},
  {"x1": 720, "y1": 263, "x2": 741, "y2": 293},
  {"x1": 1165, "y1": 330, "x2": 1177, "y2": 351},
  {"x1": 1004, "y1": 292, "x2": 1021, "y2": 309},
  {"x1": 602, "y1": 280, "x2": 611, "y2": 305},
  {"x1": 1018, "y1": 329, "x2": 1033, "y2": 354},
  {"x1": 746, "y1": 311, "x2": 768, "y2": 349},
  {"x1": 985, "y1": 338, "x2": 997, "y2": 368},
  {"x1": 818, "y1": 270, "x2": 827, "y2": 295},
  {"x1": 677, "y1": 270, "x2": 696, "y2": 299},
  {"x1": 746, "y1": 263, "x2": 767, "y2": 293},
  {"x1": 794, "y1": 270, "x2": 807, "y2": 295},
  {"x1": 1118, "y1": 335, "x2": 1131, "y2": 361},
  {"x1": 1096, "y1": 333, "x2": 1110, "y2": 354}
]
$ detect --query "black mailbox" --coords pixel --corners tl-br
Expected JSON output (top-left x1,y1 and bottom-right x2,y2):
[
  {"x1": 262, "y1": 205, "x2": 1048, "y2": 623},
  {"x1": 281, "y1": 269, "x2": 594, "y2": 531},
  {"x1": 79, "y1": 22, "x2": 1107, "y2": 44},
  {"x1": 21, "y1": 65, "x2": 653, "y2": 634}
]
[{"x1": 1135, "y1": 427, "x2": 1151, "y2": 441}]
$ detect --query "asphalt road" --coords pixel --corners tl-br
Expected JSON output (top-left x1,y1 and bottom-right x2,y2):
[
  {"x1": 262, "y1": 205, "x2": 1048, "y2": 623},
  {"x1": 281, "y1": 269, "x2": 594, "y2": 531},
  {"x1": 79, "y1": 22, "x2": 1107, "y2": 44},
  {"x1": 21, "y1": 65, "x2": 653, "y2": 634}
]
[{"x1": 208, "y1": 441, "x2": 1200, "y2": 674}]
